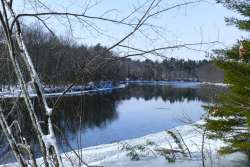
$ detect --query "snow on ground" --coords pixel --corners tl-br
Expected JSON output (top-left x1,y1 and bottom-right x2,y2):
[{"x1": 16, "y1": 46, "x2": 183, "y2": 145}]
[
  {"x1": 1, "y1": 121, "x2": 248, "y2": 167},
  {"x1": 0, "y1": 81, "x2": 229, "y2": 98},
  {"x1": 125, "y1": 80, "x2": 229, "y2": 87},
  {"x1": 200, "y1": 82, "x2": 229, "y2": 87},
  {"x1": 0, "y1": 84, "x2": 127, "y2": 98}
]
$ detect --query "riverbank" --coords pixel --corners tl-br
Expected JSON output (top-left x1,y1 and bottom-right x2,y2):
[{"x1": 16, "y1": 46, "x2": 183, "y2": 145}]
[
  {"x1": 1, "y1": 121, "x2": 248, "y2": 167},
  {"x1": 0, "y1": 81, "x2": 227, "y2": 99},
  {"x1": 0, "y1": 83, "x2": 127, "y2": 98},
  {"x1": 125, "y1": 80, "x2": 228, "y2": 87}
]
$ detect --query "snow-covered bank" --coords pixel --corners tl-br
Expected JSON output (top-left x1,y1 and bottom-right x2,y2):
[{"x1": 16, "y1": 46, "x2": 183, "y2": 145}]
[
  {"x1": 0, "y1": 81, "x2": 228, "y2": 99},
  {"x1": 0, "y1": 84, "x2": 127, "y2": 99},
  {"x1": 1, "y1": 121, "x2": 248, "y2": 167},
  {"x1": 124, "y1": 80, "x2": 228, "y2": 87},
  {"x1": 200, "y1": 82, "x2": 229, "y2": 87}
]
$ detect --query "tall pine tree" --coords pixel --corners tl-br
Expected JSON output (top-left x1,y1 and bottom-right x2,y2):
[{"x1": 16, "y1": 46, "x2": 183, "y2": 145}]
[{"x1": 206, "y1": 0, "x2": 250, "y2": 158}]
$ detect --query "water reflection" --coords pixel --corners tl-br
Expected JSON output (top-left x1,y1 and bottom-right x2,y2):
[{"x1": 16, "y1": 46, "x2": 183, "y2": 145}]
[{"x1": 0, "y1": 83, "x2": 226, "y2": 163}]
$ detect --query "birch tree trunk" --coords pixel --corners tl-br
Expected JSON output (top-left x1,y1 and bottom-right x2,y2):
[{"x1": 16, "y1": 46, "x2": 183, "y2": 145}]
[{"x1": 0, "y1": 0, "x2": 63, "y2": 166}]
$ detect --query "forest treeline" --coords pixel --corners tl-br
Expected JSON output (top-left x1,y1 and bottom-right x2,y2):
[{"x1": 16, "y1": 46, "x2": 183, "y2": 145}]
[{"x1": 0, "y1": 25, "x2": 224, "y2": 86}]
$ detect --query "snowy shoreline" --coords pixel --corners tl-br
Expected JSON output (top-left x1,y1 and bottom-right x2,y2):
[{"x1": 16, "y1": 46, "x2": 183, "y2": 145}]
[
  {"x1": 1, "y1": 121, "x2": 248, "y2": 167},
  {"x1": 200, "y1": 82, "x2": 228, "y2": 87},
  {"x1": 0, "y1": 84, "x2": 127, "y2": 99},
  {"x1": 0, "y1": 81, "x2": 227, "y2": 99}
]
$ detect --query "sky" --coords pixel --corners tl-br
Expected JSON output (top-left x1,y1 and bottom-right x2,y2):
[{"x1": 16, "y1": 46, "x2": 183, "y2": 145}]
[{"x1": 14, "y1": 0, "x2": 248, "y2": 61}]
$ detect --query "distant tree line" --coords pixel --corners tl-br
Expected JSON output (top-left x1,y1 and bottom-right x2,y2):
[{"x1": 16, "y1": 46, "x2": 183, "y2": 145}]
[{"x1": 0, "y1": 25, "x2": 224, "y2": 86}]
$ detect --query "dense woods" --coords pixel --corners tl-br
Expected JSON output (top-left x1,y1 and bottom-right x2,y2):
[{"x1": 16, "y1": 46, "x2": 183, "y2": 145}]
[{"x1": 0, "y1": 25, "x2": 223, "y2": 86}]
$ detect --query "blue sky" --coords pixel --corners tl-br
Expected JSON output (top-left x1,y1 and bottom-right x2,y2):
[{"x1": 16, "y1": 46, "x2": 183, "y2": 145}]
[{"x1": 15, "y1": 0, "x2": 248, "y2": 61}]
